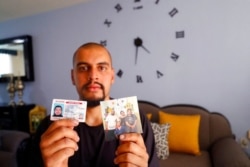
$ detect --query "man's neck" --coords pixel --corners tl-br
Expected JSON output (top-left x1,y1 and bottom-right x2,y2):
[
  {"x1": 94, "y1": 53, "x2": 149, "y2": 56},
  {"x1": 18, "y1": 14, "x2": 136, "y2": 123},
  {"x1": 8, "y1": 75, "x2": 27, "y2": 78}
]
[{"x1": 85, "y1": 105, "x2": 103, "y2": 126}]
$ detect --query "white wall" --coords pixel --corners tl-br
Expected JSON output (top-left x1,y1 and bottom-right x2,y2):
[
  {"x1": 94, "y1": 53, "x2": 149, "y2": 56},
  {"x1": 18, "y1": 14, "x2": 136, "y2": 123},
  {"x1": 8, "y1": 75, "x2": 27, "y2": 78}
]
[{"x1": 0, "y1": 0, "x2": 250, "y2": 149}]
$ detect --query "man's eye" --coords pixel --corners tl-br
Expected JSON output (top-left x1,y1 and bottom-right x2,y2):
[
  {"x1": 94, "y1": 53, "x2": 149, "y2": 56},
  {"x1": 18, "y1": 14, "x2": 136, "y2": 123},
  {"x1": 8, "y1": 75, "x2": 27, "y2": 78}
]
[
  {"x1": 79, "y1": 66, "x2": 88, "y2": 71},
  {"x1": 99, "y1": 66, "x2": 107, "y2": 71}
]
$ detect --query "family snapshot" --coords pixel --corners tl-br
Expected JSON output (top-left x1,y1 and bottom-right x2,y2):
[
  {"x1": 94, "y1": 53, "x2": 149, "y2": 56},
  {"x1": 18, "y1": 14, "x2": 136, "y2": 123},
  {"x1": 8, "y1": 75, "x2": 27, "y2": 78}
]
[{"x1": 101, "y1": 96, "x2": 143, "y2": 141}]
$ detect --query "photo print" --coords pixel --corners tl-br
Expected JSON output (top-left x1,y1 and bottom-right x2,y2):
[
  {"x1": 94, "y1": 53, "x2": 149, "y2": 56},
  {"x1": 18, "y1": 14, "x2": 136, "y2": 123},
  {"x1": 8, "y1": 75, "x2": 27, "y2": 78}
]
[{"x1": 100, "y1": 96, "x2": 142, "y2": 141}]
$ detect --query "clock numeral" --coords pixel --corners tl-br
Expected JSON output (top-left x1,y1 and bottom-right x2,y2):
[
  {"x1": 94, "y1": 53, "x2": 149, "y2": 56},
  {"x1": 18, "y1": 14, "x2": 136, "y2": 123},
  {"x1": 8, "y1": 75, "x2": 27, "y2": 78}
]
[
  {"x1": 104, "y1": 19, "x2": 112, "y2": 28},
  {"x1": 169, "y1": 8, "x2": 178, "y2": 17},
  {"x1": 136, "y1": 75, "x2": 143, "y2": 83},
  {"x1": 117, "y1": 69, "x2": 123, "y2": 78},
  {"x1": 156, "y1": 70, "x2": 164, "y2": 79},
  {"x1": 171, "y1": 52, "x2": 179, "y2": 62},
  {"x1": 176, "y1": 31, "x2": 185, "y2": 38},
  {"x1": 133, "y1": 0, "x2": 143, "y2": 10},
  {"x1": 100, "y1": 40, "x2": 107, "y2": 46},
  {"x1": 133, "y1": 6, "x2": 143, "y2": 10},
  {"x1": 115, "y1": 4, "x2": 122, "y2": 13}
]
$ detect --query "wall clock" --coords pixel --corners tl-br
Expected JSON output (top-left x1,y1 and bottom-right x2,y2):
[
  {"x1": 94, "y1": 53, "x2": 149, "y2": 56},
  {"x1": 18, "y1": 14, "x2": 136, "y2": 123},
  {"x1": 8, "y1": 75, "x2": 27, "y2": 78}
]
[{"x1": 100, "y1": 0, "x2": 185, "y2": 84}]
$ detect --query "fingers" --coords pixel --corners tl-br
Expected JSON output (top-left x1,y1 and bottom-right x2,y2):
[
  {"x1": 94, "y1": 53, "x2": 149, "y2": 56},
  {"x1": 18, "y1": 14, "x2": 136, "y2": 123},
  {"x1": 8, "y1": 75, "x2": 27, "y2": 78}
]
[
  {"x1": 119, "y1": 133, "x2": 146, "y2": 149},
  {"x1": 41, "y1": 119, "x2": 79, "y2": 146},
  {"x1": 40, "y1": 119, "x2": 80, "y2": 167},
  {"x1": 42, "y1": 146, "x2": 75, "y2": 167},
  {"x1": 41, "y1": 134, "x2": 79, "y2": 158},
  {"x1": 45, "y1": 119, "x2": 79, "y2": 133},
  {"x1": 114, "y1": 133, "x2": 149, "y2": 167}
]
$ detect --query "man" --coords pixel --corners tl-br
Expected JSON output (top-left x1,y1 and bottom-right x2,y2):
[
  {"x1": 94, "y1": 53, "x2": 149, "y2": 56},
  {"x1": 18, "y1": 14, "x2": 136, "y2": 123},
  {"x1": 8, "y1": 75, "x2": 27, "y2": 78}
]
[
  {"x1": 125, "y1": 108, "x2": 138, "y2": 133},
  {"x1": 52, "y1": 105, "x2": 63, "y2": 117},
  {"x1": 30, "y1": 43, "x2": 158, "y2": 167},
  {"x1": 104, "y1": 108, "x2": 117, "y2": 141},
  {"x1": 119, "y1": 110, "x2": 126, "y2": 127}
]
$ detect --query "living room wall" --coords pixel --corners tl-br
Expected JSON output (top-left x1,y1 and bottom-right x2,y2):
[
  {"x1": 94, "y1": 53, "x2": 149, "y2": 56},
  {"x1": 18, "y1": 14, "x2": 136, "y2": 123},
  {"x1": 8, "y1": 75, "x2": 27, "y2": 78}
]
[{"x1": 0, "y1": 0, "x2": 249, "y2": 150}]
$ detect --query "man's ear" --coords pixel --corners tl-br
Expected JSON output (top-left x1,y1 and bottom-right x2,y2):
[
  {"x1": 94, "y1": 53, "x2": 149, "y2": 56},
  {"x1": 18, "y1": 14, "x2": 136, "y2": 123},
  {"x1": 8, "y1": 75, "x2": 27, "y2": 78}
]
[{"x1": 71, "y1": 69, "x2": 76, "y2": 85}]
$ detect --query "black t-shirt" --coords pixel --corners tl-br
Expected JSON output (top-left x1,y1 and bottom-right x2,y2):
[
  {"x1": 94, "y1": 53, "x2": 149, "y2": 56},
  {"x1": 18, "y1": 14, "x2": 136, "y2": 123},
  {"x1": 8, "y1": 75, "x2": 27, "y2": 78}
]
[
  {"x1": 125, "y1": 114, "x2": 137, "y2": 125},
  {"x1": 29, "y1": 111, "x2": 159, "y2": 167}
]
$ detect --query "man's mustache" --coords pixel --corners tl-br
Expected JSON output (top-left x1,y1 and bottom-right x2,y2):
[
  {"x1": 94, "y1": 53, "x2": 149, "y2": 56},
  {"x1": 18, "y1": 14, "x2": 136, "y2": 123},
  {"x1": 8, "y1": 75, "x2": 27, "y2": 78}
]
[{"x1": 82, "y1": 81, "x2": 104, "y2": 91}]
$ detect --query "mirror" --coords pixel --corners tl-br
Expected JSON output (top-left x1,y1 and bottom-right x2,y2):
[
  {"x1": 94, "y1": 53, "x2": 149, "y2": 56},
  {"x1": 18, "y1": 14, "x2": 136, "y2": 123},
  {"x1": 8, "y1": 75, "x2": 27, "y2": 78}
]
[{"x1": 0, "y1": 35, "x2": 34, "y2": 82}]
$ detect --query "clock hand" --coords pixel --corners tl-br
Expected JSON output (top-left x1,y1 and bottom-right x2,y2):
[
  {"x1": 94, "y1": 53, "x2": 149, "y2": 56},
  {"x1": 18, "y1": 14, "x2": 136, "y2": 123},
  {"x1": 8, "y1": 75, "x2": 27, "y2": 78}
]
[
  {"x1": 141, "y1": 45, "x2": 150, "y2": 54},
  {"x1": 134, "y1": 37, "x2": 150, "y2": 53},
  {"x1": 135, "y1": 45, "x2": 139, "y2": 65}
]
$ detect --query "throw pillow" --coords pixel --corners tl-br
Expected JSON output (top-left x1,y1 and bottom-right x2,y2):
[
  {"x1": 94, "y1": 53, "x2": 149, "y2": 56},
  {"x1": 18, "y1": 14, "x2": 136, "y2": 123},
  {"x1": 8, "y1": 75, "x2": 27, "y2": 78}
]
[
  {"x1": 159, "y1": 111, "x2": 201, "y2": 155},
  {"x1": 146, "y1": 113, "x2": 152, "y2": 120},
  {"x1": 150, "y1": 122, "x2": 170, "y2": 159}
]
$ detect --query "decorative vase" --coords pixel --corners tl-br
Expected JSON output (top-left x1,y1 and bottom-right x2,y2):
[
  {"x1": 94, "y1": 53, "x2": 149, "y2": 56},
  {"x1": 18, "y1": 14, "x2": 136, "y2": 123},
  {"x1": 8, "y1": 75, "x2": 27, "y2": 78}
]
[
  {"x1": 15, "y1": 76, "x2": 25, "y2": 106},
  {"x1": 6, "y1": 75, "x2": 16, "y2": 106}
]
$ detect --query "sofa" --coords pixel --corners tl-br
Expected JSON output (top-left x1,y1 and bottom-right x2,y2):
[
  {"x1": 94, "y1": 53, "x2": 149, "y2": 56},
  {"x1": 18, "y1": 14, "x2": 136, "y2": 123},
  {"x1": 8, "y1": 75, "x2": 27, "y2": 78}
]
[
  {"x1": 0, "y1": 130, "x2": 30, "y2": 167},
  {"x1": 138, "y1": 100, "x2": 250, "y2": 167}
]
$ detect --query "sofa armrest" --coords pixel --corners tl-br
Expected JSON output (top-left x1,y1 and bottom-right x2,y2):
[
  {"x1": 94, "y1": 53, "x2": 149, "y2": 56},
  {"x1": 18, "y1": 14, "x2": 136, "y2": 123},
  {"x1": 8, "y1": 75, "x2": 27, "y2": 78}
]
[
  {"x1": 210, "y1": 137, "x2": 250, "y2": 167},
  {"x1": 0, "y1": 130, "x2": 30, "y2": 152}
]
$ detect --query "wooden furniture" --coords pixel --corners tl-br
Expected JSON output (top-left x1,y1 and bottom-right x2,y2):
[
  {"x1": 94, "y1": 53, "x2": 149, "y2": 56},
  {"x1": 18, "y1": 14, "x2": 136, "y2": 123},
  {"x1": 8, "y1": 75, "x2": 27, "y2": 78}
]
[{"x1": 0, "y1": 104, "x2": 35, "y2": 133}]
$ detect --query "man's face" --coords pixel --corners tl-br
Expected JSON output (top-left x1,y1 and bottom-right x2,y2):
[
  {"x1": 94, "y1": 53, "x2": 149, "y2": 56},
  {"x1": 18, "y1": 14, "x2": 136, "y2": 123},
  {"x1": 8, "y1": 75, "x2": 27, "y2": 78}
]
[
  {"x1": 71, "y1": 46, "x2": 115, "y2": 105},
  {"x1": 54, "y1": 107, "x2": 62, "y2": 115}
]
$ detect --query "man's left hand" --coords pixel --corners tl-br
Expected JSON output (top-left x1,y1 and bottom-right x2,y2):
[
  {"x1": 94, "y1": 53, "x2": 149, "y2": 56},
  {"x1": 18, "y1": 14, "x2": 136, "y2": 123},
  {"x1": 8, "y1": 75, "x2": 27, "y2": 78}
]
[{"x1": 114, "y1": 133, "x2": 149, "y2": 167}]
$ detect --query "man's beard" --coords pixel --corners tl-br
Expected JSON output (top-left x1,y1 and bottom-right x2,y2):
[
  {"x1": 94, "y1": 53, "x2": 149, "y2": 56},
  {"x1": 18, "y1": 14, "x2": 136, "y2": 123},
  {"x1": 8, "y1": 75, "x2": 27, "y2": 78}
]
[{"x1": 81, "y1": 81, "x2": 105, "y2": 107}]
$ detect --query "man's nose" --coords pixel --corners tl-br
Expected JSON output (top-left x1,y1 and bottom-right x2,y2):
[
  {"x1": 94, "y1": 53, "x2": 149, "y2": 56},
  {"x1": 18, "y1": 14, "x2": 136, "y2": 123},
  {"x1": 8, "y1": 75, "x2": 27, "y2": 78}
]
[{"x1": 88, "y1": 68, "x2": 99, "y2": 80}]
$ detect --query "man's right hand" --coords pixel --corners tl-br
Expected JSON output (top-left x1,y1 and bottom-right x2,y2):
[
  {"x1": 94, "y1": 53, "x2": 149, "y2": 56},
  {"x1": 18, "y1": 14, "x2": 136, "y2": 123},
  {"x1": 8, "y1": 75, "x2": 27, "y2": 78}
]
[{"x1": 40, "y1": 119, "x2": 80, "y2": 167}]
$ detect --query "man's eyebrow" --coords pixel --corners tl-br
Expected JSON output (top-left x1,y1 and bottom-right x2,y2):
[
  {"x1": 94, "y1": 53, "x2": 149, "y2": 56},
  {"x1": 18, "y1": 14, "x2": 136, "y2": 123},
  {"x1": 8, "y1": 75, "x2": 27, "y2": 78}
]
[
  {"x1": 76, "y1": 61, "x2": 111, "y2": 67},
  {"x1": 98, "y1": 62, "x2": 111, "y2": 66},
  {"x1": 76, "y1": 62, "x2": 88, "y2": 66}
]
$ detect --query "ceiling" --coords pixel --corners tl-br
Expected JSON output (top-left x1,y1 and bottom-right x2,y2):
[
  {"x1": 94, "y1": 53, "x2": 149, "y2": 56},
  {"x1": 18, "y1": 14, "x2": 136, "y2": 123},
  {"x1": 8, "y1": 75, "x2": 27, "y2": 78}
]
[{"x1": 0, "y1": 0, "x2": 91, "y2": 23}]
